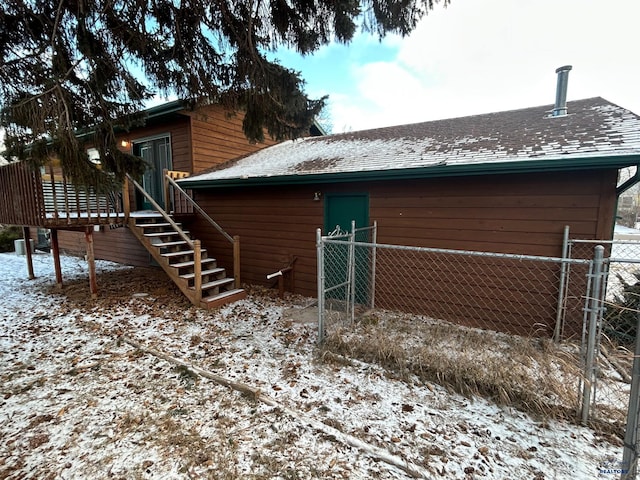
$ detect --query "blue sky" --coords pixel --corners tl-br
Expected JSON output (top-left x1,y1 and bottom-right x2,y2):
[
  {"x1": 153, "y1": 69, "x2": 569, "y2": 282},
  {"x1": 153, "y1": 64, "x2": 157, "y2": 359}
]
[
  {"x1": 1, "y1": 0, "x2": 638, "y2": 152},
  {"x1": 273, "y1": 0, "x2": 640, "y2": 133}
]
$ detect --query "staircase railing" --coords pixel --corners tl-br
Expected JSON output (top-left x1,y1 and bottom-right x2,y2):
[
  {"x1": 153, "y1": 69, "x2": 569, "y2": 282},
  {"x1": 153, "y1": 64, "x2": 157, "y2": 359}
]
[
  {"x1": 124, "y1": 173, "x2": 203, "y2": 300},
  {"x1": 163, "y1": 170, "x2": 241, "y2": 288}
]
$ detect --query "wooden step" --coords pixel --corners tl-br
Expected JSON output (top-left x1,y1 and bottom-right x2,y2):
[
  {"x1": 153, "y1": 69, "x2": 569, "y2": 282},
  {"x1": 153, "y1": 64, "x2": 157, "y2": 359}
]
[
  {"x1": 200, "y1": 277, "x2": 234, "y2": 291},
  {"x1": 172, "y1": 258, "x2": 217, "y2": 269},
  {"x1": 129, "y1": 211, "x2": 244, "y2": 310},
  {"x1": 138, "y1": 222, "x2": 181, "y2": 229},
  {"x1": 161, "y1": 249, "x2": 205, "y2": 258},
  {"x1": 180, "y1": 267, "x2": 225, "y2": 280},
  {"x1": 144, "y1": 231, "x2": 189, "y2": 238},
  {"x1": 130, "y1": 211, "x2": 163, "y2": 216},
  {"x1": 201, "y1": 289, "x2": 247, "y2": 309},
  {"x1": 152, "y1": 240, "x2": 189, "y2": 248}
]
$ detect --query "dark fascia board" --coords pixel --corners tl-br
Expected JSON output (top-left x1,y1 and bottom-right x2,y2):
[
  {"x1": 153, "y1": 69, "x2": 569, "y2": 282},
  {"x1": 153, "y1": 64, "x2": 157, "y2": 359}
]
[
  {"x1": 74, "y1": 100, "x2": 187, "y2": 141},
  {"x1": 179, "y1": 154, "x2": 640, "y2": 190},
  {"x1": 144, "y1": 100, "x2": 187, "y2": 119}
]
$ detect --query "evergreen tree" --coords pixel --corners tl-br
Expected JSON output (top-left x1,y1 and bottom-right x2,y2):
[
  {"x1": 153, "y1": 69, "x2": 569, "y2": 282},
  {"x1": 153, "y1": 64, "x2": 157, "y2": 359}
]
[{"x1": 0, "y1": 0, "x2": 447, "y2": 189}]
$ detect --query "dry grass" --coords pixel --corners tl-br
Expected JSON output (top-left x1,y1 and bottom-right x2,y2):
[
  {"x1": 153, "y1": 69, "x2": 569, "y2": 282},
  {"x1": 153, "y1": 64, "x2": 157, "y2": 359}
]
[{"x1": 322, "y1": 311, "x2": 584, "y2": 423}]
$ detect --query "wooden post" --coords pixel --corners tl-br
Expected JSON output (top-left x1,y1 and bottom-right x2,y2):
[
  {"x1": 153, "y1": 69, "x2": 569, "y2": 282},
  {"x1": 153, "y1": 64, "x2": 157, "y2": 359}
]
[
  {"x1": 123, "y1": 176, "x2": 131, "y2": 224},
  {"x1": 290, "y1": 265, "x2": 295, "y2": 293},
  {"x1": 85, "y1": 227, "x2": 98, "y2": 299},
  {"x1": 278, "y1": 275, "x2": 285, "y2": 299},
  {"x1": 50, "y1": 229, "x2": 63, "y2": 289},
  {"x1": 163, "y1": 168, "x2": 171, "y2": 213},
  {"x1": 277, "y1": 266, "x2": 294, "y2": 299},
  {"x1": 194, "y1": 240, "x2": 202, "y2": 304},
  {"x1": 233, "y1": 235, "x2": 241, "y2": 288},
  {"x1": 22, "y1": 226, "x2": 35, "y2": 280}
]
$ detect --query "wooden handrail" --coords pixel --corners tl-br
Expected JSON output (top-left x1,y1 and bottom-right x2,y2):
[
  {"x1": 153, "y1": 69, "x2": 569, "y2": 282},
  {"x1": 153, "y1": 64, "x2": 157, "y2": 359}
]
[
  {"x1": 165, "y1": 174, "x2": 234, "y2": 244},
  {"x1": 125, "y1": 174, "x2": 194, "y2": 248},
  {"x1": 165, "y1": 172, "x2": 241, "y2": 287}
]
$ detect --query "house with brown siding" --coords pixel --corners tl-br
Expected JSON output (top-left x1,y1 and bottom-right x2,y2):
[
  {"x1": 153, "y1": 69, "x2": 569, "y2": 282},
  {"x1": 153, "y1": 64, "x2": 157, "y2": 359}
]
[
  {"x1": 177, "y1": 96, "x2": 640, "y2": 334},
  {"x1": 0, "y1": 101, "x2": 322, "y2": 308},
  {"x1": 54, "y1": 101, "x2": 283, "y2": 266}
]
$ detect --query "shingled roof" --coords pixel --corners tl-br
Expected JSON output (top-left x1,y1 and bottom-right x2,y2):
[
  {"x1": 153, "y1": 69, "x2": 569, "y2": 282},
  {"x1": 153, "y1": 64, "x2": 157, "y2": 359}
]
[{"x1": 180, "y1": 97, "x2": 640, "y2": 189}]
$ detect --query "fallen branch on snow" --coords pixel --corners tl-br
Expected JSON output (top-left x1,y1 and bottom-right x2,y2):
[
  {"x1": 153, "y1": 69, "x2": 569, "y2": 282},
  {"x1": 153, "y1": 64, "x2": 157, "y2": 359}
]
[
  {"x1": 65, "y1": 362, "x2": 101, "y2": 375},
  {"x1": 121, "y1": 336, "x2": 431, "y2": 479}
]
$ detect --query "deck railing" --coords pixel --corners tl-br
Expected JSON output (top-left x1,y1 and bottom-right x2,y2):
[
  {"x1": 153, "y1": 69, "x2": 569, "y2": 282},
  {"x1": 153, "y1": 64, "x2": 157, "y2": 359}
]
[
  {"x1": 0, "y1": 161, "x2": 46, "y2": 226},
  {"x1": 0, "y1": 161, "x2": 124, "y2": 227},
  {"x1": 164, "y1": 170, "x2": 241, "y2": 287}
]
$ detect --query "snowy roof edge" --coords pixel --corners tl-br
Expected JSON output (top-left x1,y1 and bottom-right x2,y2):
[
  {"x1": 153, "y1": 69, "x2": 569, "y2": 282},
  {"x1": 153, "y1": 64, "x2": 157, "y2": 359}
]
[{"x1": 180, "y1": 97, "x2": 640, "y2": 189}]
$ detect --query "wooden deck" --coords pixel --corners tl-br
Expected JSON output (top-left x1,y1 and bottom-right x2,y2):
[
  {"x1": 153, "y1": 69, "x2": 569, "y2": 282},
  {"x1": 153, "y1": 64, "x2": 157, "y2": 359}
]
[
  {"x1": 2, "y1": 163, "x2": 246, "y2": 309},
  {"x1": 0, "y1": 161, "x2": 125, "y2": 228}
]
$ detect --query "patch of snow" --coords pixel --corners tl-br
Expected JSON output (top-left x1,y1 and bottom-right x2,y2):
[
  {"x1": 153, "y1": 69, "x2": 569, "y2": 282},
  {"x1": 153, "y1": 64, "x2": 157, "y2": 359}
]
[
  {"x1": 614, "y1": 224, "x2": 640, "y2": 236},
  {"x1": 0, "y1": 252, "x2": 626, "y2": 479}
]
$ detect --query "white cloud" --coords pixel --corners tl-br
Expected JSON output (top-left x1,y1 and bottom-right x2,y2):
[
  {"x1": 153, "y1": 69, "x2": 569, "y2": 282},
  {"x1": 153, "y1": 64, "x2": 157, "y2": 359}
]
[
  {"x1": 327, "y1": 0, "x2": 640, "y2": 132},
  {"x1": 346, "y1": 62, "x2": 431, "y2": 128}
]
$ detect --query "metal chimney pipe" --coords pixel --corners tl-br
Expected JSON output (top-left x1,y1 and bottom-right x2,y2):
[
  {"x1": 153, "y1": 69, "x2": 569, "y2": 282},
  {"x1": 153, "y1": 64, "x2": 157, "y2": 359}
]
[{"x1": 552, "y1": 65, "x2": 572, "y2": 117}]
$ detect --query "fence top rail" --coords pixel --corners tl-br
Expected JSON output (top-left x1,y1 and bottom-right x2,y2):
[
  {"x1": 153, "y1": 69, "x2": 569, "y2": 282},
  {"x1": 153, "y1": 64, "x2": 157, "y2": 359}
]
[
  {"x1": 608, "y1": 257, "x2": 640, "y2": 264},
  {"x1": 321, "y1": 237, "x2": 595, "y2": 265},
  {"x1": 354, "y1": 225, "x2": 376, "y2": 233},
  {"x1": 571, "y1": 238, "x2": 640, "y2": 246}
]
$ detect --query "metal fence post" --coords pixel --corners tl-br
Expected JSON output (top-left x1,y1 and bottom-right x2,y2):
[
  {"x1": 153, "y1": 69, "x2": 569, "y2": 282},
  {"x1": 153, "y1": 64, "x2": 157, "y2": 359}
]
[
  {"x1": 621, "y1": 311, "x2": 640, "y2": 479},
  {"x1": 554, "y1": 225, "x2": 570, "y2": 342},
  {"x1": 370, "y1": 221, "x2": 377, "y2": 309},
  {"x1": 349, "y1": 220, "x2": 356, "y2": 323},
  {"x1": 317, "y1": 228, "x2": 326, "y2": 344},
  {"x1": 581, "y1": 244, "x2": 605, "y2": 425}
]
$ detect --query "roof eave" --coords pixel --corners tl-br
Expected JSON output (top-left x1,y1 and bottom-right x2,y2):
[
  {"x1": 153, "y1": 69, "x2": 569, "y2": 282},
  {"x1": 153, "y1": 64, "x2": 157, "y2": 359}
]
[
  {"x1": 73, "y1": 100, "x2": 187, "y2": 142},
  {"x1": 144, "y1": 100, "x2": 187, "y2": 119},
  {"x1": 180, "y1": 154, "x2": 640, "y2": 190}
]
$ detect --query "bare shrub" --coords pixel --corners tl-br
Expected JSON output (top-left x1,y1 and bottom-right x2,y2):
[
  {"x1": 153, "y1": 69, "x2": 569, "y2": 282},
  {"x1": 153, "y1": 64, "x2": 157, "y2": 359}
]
[{"x1": 322, "y1": 312, "x2": 583, "y2": 422}]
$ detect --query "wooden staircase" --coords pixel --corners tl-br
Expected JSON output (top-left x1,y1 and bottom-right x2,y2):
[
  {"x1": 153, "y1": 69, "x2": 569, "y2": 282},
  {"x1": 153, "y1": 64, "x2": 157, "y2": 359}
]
[{"x1": 127, "y1": 212, "x2": 246, "y2": 309}]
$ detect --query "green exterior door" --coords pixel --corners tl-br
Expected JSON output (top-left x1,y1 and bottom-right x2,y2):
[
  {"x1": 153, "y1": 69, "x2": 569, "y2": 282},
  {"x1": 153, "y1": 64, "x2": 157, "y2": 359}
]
[
  {"x1": 324, "y1": 194, "x2": 369, "y2": 236},
  {"x1": 133, "y1": 136, "x2": 172, "y2": 210},
  {"x1": 324, "y1": 194, "x2": 370, "y2": 305}
]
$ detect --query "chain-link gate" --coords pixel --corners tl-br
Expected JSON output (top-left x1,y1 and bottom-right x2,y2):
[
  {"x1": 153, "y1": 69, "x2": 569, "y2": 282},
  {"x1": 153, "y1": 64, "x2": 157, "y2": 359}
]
[{"x1": 316, "y1": 221, "x2": 377, "y2": 341}]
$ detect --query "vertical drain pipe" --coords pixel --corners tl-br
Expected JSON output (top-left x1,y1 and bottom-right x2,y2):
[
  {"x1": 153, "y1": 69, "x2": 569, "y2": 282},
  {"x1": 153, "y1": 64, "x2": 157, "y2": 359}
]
[{"x1": 552, "y1": 65, "x2": 572, "y2": 117}]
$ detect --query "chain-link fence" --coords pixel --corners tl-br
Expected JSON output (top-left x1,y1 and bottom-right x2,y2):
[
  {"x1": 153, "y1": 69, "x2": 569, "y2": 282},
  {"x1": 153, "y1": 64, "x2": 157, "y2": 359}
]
[
  {"x1": 317, "y1": 225, "x2": 640, "y2": 478},
  {"x1": 318, "y1": 225, "x2": 595, "y2": 342},
  {"x1": 570, "y1": 239, "x2": 640, "y2": 478}
]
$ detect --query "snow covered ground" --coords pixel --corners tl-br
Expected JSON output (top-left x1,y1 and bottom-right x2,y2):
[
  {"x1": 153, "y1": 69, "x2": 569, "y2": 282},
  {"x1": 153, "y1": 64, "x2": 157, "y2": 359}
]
[{"x1": 0, "y1": 251, "x2": 627, "y2": 479}]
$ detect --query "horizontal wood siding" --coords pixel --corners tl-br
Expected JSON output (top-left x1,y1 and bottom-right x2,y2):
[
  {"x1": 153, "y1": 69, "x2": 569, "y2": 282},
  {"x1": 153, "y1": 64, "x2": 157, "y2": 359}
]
[
  {"x1": 57, "y1": 228, "x2": 151, "y2": 266},
  {"x1": 366, "y1": 170, "x2": 615, "y2": 337},
  {"x1": 55, "y1": 230, "x2": 82, "y2": 253},
  {"x1": 369, "y1": 170, "x2": 618, "y2": 257},
  {"x1": 189, "y1": 169, "x2": 616, "y2": 337},
  {"x1": 116, "y1": 117, "x2": 192, "y2": 173},
  {"x1": 187, "y1": 106, "x2": 277, "y2": 173},
  {"x1": 186, "y1": 186, "x2": 323, "y2": 295}
]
